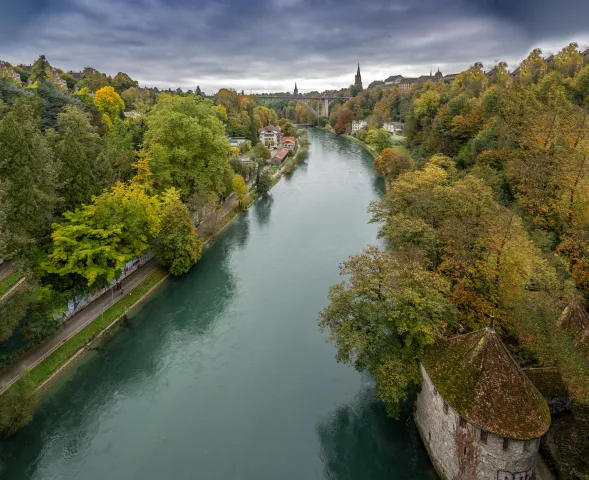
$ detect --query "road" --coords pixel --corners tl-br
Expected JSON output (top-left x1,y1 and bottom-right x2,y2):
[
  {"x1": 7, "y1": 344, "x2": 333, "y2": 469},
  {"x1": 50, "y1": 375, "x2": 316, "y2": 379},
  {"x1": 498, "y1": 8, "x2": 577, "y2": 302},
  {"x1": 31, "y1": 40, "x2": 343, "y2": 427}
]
[{"x1": 0, "y1": 260, "x2": 160, "y2": 393}]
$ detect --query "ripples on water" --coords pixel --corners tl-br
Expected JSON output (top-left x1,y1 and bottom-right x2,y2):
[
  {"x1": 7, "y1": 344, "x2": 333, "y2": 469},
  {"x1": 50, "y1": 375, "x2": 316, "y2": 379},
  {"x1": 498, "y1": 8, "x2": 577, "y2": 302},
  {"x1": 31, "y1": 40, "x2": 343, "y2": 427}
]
[{"x1": 0, "y1": 129, "x2": 435, "y2": 480}]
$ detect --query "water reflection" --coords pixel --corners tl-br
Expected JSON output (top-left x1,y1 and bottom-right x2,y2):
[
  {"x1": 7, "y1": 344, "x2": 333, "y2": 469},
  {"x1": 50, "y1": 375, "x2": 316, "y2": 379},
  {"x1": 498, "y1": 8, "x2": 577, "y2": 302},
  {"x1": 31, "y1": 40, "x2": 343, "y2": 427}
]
[
  {"x1": 0, "y1": 219, "x2": 242, "y2": 480},
  {"x1": 317, "y1": 385, "x2": 436, "y2": 480},
  {"x1": 253, "y1": 194, "x2": 274, "y2": 228}
]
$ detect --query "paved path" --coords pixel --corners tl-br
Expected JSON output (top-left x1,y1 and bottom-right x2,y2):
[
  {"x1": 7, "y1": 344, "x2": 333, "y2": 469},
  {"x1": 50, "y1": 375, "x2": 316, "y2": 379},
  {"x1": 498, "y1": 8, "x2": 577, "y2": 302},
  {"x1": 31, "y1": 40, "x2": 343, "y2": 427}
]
[
  {"x1": 0, "y1": 260, "x2": 160, "y2": 393},
  {"x1": 0, "y1": 260, "x2": 13, "y2": 282}
]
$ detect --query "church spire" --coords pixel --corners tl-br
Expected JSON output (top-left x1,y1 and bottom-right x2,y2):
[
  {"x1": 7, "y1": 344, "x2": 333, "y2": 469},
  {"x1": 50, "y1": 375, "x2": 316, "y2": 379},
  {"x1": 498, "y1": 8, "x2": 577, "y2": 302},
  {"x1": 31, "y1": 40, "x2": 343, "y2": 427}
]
[
  {"x1": 354, "y1": 63, "x2": 362, "y2": 90},
  {"x1": 294, "y1": 82, "x2": 298, "y2": 95}
]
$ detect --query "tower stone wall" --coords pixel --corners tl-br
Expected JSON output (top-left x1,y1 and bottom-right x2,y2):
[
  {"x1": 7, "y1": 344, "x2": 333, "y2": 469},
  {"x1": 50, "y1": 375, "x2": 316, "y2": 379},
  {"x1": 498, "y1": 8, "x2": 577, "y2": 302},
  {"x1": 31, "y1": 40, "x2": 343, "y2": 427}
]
[{"x1": 415, "y1": 364, "x2": 540, "y2": 480}]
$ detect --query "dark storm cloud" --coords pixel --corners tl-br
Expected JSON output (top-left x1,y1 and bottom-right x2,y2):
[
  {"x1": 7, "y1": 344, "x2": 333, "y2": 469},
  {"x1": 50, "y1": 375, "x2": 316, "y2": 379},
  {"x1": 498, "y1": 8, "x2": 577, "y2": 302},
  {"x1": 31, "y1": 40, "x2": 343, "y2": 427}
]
[{"x1": 0, "y1": 0, "x2": 587, "y2": 92}]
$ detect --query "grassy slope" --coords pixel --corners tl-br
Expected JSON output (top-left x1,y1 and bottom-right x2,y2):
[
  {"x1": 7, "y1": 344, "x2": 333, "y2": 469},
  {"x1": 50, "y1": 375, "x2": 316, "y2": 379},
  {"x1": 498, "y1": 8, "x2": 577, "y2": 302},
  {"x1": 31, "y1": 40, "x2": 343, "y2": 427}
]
[{"x1": 0, "y1": 271, "x2": 22, "y2": 298}]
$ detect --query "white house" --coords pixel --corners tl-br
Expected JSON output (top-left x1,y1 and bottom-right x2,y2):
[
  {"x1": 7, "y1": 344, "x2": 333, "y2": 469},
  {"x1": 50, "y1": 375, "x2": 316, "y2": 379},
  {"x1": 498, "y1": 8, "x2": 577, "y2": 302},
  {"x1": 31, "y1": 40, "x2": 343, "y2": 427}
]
[
  {"x1": 351, "y1": 120, "x2": 367, "y2": 133},
  {"x1": 0, "y1": 62, "x2": 21, "y2": 82},
  {"x1": 382, "y1": 122, "x2": 404, "y2": 135},
  {"x1": 258, "y1": 126, "x2": 282, "y2": 147}
]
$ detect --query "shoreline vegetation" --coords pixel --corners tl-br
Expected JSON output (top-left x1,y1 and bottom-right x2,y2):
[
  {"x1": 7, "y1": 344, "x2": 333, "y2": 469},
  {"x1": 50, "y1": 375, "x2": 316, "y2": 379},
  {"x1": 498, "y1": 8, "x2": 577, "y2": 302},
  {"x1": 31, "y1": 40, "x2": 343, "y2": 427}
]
[
  {"x1": 320, "y1": 44, "x2": 589, "y2": 479},
  {"x1": 0, "y1": 115, "x2": 309, "y2": 436}
]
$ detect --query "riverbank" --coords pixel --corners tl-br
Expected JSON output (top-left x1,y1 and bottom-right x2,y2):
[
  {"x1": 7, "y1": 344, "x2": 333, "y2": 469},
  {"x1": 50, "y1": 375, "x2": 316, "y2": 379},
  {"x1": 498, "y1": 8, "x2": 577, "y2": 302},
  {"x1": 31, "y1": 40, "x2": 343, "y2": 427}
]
[
  {"x1": 1, "y1": 127, "x2": 432, "y2": 480},
  {"x1": 343, "y1": 134, "x2": 377, "y2": 158},
  {"x1": 0, "y1": 134, "x2": 304, "y2": 403}
]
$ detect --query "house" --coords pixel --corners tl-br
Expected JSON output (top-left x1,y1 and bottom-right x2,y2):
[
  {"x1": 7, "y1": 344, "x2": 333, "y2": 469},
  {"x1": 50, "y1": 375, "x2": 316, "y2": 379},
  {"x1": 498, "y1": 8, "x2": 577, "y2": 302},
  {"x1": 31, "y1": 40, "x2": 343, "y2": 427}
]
[
  {"x1": 0, "y1": 61, "x2": 21, "y2": 82},
  {"x1": 259, "y1": 125, "x2": 282, "y2": 147},
  {"x1": 415, "y1": 326, "x2": 550, "y2": 480},
  {"x1": 382, "y1": 122, "x2": 403, "y2": 135},
  {"x1": 368, "y1": 69, "x2": 460, "y2": 91},
  {"x1": 228, "y1": 137, "x2": 248, "y2": 148},
  {"x1": 280, "y1": 137, "x2": 296, "y2": 150},
  {"x1": 272, "y1": 148, "x2": 289, "y2": 165},
  {"x1": 351, "y1": 120, "x2": 367, "y2": 133}
]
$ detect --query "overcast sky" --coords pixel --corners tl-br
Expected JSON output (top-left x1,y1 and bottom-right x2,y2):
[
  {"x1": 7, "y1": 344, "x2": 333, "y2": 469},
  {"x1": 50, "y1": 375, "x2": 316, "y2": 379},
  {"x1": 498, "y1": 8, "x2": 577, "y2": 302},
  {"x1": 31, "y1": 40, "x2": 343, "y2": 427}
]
[{"x1": 1, "y1": 0, "x2": 587, "y2": 93}]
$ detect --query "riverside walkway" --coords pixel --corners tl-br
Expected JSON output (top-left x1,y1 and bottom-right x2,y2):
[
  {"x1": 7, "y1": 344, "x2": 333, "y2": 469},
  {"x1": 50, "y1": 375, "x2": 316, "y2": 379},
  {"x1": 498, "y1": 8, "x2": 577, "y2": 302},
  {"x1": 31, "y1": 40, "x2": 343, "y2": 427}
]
[{"x1": 0, "y1": 260, "x2": 160, "y2": 393}]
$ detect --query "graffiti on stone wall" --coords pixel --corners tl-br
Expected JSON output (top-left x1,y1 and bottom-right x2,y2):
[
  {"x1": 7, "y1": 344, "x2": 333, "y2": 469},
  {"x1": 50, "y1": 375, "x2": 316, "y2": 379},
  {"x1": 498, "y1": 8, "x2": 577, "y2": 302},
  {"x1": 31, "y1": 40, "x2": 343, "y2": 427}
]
[{"x1": 497, "y1": 467, "x2": 534, "y2": 480}]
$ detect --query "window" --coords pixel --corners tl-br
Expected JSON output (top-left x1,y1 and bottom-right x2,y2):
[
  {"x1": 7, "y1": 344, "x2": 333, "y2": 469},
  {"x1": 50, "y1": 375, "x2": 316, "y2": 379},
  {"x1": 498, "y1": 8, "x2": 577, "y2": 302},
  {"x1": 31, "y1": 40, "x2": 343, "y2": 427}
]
[
  {"x1": 480, "y1": 430, "x2": 488, "y2": 444},
  {"x1": 433, "y1": 387, "x2": 437, "y2": 396},
  {"x1": 443, "y1": 402, "x2": 448, "y2": 414},
  {"x1": 459, "y1": 417, "x2": 467, "y2": 428},
  {"x1": 503, "y1": 438, "x2": 509, "y2": 451}
]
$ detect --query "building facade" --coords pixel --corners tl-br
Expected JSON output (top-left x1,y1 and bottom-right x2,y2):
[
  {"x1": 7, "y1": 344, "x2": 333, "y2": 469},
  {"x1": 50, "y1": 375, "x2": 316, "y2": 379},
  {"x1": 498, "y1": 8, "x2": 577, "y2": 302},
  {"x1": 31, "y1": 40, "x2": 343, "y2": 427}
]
[
  {"x1": 351, "y1": 120, "x2": 367, "y2": 133},
  {"x1": 382, "y1": 122, "x2": 403, "y2": 134},
  {"x1": 415, "y1": 328, "x2": 551, "y2": 480},
  {"x1": 280, "y1": 137, "x2": 296, "y2": 150},
  {"x1": 258, "y1": 125, "x2": 282, "y2": 146},
  {"x1": 0, "y1": 62, "x2": 21, "y2": 82}
]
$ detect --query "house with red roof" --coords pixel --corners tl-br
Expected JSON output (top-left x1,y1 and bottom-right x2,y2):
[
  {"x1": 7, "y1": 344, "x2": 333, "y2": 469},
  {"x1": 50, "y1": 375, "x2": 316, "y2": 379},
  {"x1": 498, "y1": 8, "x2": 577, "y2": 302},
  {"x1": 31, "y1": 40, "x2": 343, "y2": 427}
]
[{"x1": 280, "y1": 136, "x2": 296, "y2": 150}]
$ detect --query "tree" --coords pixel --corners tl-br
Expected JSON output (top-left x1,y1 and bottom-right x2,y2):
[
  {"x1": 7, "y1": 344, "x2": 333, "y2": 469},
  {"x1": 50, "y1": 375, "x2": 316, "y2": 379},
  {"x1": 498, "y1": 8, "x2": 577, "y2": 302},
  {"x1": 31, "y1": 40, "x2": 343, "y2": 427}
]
[
  {"x1": 250, "y1": 142, "x2": 271, "y2": 167},
  {"x1": 373, "y1": 148, "x2": 411, "y2": 179},
  {"x1": 94, "y1": 86, "x2": 125, "y2": 128},
  {"x1": 144, "y1": 95, "x2": 231, "y2": 200},
  {"x1": 319, "y1": 246, "x2": 455, "y2": 417},
  {"x1": 256, "y1": 169, "x2": 273, "y2": 196},
  {"x1": 519, "y1": 48, "x2": 548, "y2": 83},
  {"x1": 334, "y1": 107, "x2": 353, "y2": 134},
  {"x1": 0, "y1": 99, "x2": 58, "y2": 261},
  {"x1": 365, "y1": 128, "x2": 391, "y2": 153},
  {"x1": 0, "y1": 371, "x2": 39, "y2": 437},
  {"x1": 77, "y1": 67, "x2": 110, "y2": 92},
  {"x1": 44, "y1": 168, "x2": 161, "y2": 288},
  {"x1": 232, "y1": 174, "x2": 249, "y2": 208},
  {"x1": 153, "y1": 188, "x2": 202, "y2": 275},
  {"x1": 55, "y1": 106, "x2": 101, "y2": 211},
  {"x1": 30, "y1": 55, "x2": 50, "y2": 82},
  {"x1": 111, "y1": 72, "x2": 138, "y2": 93}
]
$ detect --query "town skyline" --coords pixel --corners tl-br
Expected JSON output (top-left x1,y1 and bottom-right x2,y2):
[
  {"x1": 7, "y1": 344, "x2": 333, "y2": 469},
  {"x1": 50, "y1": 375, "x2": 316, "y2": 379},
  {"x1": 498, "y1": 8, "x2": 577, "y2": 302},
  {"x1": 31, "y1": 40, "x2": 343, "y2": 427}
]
[{"x1": 1, "y1": 0, "x2": 587, "y2": 93}]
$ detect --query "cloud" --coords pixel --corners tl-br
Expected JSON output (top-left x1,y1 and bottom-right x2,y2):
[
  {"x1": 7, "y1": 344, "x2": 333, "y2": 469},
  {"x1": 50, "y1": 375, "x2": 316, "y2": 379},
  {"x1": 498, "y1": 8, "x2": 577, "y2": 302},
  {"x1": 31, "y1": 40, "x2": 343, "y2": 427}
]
[{"x1": 0, "y1": 0, "x2": 587, "y2": 93}]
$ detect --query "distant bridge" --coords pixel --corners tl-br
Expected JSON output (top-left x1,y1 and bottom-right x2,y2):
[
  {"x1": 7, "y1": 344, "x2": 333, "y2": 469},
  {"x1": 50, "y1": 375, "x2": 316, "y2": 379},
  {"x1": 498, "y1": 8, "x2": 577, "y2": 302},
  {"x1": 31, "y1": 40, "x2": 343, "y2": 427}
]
[{"x1": 255, "y1": 95, "x2": 351, "y2": 117}]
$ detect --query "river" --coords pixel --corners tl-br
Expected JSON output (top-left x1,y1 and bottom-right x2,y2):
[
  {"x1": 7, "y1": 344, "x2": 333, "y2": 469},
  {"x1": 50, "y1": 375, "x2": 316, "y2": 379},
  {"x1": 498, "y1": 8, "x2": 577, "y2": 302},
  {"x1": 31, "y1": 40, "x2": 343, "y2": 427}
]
[{"x1": 0, "y1": 129, "x2": 435, "y2": 479}]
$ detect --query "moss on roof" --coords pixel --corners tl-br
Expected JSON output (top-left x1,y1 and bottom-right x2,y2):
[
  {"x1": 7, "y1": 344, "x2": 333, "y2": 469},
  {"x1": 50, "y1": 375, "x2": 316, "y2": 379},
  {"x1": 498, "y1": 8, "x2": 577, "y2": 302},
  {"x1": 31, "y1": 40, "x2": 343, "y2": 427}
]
[{"x1": 421, "y1": 328, "x2": 551, "y2": 440}]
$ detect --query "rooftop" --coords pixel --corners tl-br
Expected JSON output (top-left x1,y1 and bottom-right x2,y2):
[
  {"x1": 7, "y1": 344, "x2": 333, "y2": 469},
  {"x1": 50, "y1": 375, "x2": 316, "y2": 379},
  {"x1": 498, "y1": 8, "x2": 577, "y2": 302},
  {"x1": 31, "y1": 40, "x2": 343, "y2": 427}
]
[
  {"x1": 421, "y1": 328, "x2": 551, "y2": 440},
  {"x1": 281, "y1": 136, "x2": 295, "y2": 144}
]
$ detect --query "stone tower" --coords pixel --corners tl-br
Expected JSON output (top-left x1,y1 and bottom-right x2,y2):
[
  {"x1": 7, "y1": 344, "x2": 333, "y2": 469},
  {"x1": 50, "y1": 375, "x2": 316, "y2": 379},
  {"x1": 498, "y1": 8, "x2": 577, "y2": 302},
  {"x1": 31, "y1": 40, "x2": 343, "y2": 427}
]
[
  {"x1": 294, "y1": 82, "x2": 298, "y2": 95},
  {"x1": 415, "y1": 327, "x2": 551, "y2": 480},
  {"x1": 354, "y1": 63, "x2": 362, "y2": 90}
]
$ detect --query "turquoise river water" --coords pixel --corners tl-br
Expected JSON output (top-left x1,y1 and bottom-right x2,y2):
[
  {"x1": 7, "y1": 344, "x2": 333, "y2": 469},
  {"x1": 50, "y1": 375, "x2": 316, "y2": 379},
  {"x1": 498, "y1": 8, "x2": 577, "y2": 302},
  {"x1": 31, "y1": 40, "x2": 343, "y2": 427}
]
[{"x1": 0, "y1": 129, "x2": 436, "y2": 479}]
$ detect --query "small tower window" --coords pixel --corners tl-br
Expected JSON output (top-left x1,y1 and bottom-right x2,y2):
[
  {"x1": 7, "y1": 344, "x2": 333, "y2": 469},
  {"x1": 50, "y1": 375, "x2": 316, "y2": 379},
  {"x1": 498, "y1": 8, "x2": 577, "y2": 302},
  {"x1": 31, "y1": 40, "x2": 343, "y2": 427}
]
[
  {"x1": 503, "y1": 438, "x2": 509, "y2": 451},
  {"x1": 428, "y1": 432, "x2": 431, "y2": 442},
  {"x1": 459, "y1": 416, "x2": 467, "y2": 428},
  {"x1": 433, "y1": 386, "x2": 437, "y2": 396},
  {"x1": 480, "y1": 430, "x2": 488, "y2": 444},
  {"x1": 443, "y1": 402, "x2": 449, "y2": 414}
]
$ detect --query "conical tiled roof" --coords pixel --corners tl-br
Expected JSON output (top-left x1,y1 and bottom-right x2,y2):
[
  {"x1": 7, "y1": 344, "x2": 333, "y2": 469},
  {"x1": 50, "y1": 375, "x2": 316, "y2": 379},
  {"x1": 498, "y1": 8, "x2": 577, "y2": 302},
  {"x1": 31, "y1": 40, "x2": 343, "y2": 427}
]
[{"x1": 421, "y1": 328, "x2": 551, "y2": 440}]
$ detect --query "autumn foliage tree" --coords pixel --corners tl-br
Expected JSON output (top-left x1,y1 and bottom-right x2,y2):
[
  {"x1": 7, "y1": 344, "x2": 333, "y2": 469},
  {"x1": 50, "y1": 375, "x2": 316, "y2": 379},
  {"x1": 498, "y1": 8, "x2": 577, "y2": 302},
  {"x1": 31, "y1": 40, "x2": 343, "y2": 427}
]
[{"x1": 373, "y1": 148, "x2": 411, "y2": 179}]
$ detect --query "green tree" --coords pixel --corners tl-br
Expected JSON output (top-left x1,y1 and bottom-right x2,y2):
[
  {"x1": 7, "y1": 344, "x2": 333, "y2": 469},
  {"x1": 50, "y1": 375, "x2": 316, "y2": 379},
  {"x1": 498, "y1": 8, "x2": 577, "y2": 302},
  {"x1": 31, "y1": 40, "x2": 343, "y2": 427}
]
[
  {"x1": 55, "y1": 106, "x2": 101, "y2": 211},
  {"x1": 111, "y1": 72, "x2": 138, "y2": 93},
  {"x1": 144, "y1": 95, "x2": 231, "y2": 199},
  {"x1": 256, "y1": 169, "x2": 273, "y2": 196},
  {"x1": 153, "y1": 189, "x2": 202, "y2": 275},
  {"x1": 0, "y1": 100, "x2": 58, "y2": 260},
  {"x1": 319, "y1": 246, "x2": 455, "y2": 417},
  {"x1": 0, "y1": 371, "x2": 39, "y2": 437},
  {"x1": 365, "y1": 128, "x2": 391, "y2": 153}
]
